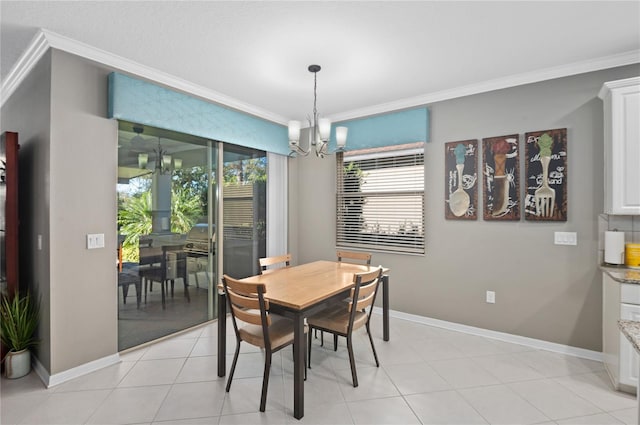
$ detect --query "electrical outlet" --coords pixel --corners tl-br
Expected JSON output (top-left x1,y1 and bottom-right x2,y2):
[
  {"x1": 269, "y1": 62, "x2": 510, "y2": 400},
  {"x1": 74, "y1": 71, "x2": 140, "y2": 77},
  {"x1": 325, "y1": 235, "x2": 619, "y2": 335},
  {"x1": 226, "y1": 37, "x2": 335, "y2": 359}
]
[
  {"x1": 554, "y1": 231, "x2": 577, "y2": 246},
  {"x1": 486, "y1": 290, "x2": 496, "y2": 304}
]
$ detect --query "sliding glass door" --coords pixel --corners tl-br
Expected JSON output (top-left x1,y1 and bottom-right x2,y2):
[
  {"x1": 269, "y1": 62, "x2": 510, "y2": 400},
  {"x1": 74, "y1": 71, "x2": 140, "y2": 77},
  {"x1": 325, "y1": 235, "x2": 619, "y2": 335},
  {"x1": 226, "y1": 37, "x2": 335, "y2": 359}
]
[
  {"x1": 116, "y1": 122, "x2": 267, "y2": 350},
  {"x1": 116, "y1": 122, "x2": 218, "y2": 350}
]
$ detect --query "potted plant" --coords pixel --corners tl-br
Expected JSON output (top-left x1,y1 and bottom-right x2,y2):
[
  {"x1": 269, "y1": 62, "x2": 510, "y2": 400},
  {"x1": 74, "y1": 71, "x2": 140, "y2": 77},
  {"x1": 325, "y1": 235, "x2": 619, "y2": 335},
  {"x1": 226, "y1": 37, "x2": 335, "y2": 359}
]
[{"x1": 0, "y1": 292, "x2": 39, "y2": 379}]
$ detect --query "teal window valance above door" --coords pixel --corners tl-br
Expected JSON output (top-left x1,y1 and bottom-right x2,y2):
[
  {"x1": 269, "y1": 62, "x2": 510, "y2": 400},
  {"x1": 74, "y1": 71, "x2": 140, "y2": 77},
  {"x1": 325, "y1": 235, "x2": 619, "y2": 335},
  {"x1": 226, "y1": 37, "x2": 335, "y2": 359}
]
[{"x1": 107, "y1": 73, "x2": 290, "y2": 155}]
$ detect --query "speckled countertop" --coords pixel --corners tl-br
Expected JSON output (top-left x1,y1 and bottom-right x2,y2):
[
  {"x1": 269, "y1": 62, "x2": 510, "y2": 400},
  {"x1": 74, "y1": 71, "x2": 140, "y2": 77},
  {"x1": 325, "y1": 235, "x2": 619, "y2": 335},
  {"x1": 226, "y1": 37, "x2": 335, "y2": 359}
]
[
  {"x1": 619, "y1": 320, "x2": 640, "y2": 354},
  {"x1": 602, "y1": 265, "x2": 640, "y2": 284}
]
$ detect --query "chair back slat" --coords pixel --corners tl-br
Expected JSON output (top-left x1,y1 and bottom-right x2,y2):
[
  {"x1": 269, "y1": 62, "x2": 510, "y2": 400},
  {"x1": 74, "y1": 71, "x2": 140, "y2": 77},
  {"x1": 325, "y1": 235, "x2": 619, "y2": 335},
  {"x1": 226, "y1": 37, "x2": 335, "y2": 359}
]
[
  {"x1": 231, "y1": 303, "x2": 269, "y2": 326},
  {"x1": 349, "y1": 268, "x2": 382, "y2": 312},
  {"x1": 337, "y1": 250, "x2": 372, "y2": 265},
  {"x1": 258, "y1": 253, "x2": 292, "y2": 274},
  {"x1": 223, "y1": 275, "x2": 270, "y2": 327}
]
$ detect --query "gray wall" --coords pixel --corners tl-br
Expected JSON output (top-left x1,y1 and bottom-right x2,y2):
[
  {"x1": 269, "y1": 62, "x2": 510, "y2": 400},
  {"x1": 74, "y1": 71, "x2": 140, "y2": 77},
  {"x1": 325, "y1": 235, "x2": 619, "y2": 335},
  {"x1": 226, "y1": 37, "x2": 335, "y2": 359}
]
[
  {"x1": 290, "y1": 64, "x2": 640, "y2": 352},
  {"x1": 1, "y1": 51, "x2": 53, "y2": 371},
  {"x1": 49, "y1": 51, "x2": 118, "y2": 374},
  {"x1": 1, "y1": 49, "x2": 118, "y2": 375}
]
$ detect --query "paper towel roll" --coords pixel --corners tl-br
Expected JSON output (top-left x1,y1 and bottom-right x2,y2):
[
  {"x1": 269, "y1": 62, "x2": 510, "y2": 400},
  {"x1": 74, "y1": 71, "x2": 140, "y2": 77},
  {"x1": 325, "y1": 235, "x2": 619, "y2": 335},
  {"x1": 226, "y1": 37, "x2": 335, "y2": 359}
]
[{"x1": 605, "y1": 231, "x2": 625, "y2": 265}]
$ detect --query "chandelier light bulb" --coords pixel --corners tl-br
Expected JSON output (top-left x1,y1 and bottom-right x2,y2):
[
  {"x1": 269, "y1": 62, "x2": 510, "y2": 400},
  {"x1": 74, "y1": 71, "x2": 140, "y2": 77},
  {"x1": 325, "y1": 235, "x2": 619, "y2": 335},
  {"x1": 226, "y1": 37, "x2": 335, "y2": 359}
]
[
  {"x1": 318, "y1": 118, "x2": 331, "y2": 142},
  {"x1": 138, "y1": 153, "x2": 148, "y2": 169},
  {"x1": 336, "y1": 126, "x2": 348, "y2": 148},
  {"x1": 288, "y1": 120, "x2": 301, "y2": 143}
]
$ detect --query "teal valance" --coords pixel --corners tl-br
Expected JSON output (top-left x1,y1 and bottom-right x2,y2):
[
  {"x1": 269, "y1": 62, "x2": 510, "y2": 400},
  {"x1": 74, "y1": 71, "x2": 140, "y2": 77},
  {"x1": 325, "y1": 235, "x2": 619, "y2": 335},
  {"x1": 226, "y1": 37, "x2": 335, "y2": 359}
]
[
  {"x1": 108, "y1": 72, "x2": 429, "y2": 155},
  {"x1": 108, "y1": 73, "x2": 289, "y2": 155},
  {"x1": 332, "y1": 107, "x2": 429, "y2": 151}
]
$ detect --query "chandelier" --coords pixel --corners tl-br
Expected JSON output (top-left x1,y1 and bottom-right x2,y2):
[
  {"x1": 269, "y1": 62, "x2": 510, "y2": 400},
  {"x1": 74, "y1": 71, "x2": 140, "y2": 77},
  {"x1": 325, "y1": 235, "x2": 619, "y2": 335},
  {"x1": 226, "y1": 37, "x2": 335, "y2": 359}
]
[
  {"x1": 288, "y1": 65, "x2": 347, "y2": 158},
  {"x1": 137, "y1": 137, "x2": 182, "y2": 174}
]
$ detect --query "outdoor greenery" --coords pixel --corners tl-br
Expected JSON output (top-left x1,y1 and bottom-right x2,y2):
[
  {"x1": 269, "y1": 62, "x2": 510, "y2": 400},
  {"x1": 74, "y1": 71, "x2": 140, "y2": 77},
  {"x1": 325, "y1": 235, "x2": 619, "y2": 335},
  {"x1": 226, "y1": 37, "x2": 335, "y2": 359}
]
[
  {"x1": 340, "y1": 160, "x2": 367, "y2": 237},
  {"x1": 118, "y1": 170, "x2": 205, "y2": 262},
  {"x1": 0, "y1": 292, "x2": 40, "y2": 352},
  {"x1": 118, "y1": 157, "x2": 267, "y2": 263},
  {"x1": 224, "y1": 157, "x2": 266, "y2": 184}
]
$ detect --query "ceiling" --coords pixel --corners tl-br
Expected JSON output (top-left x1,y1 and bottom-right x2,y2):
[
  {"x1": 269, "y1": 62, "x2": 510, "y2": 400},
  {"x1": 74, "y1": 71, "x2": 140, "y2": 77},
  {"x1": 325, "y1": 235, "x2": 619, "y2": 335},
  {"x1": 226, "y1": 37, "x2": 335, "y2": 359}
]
[{"x1": 1, "y1": 1, "x2": 639, "y2": 124}]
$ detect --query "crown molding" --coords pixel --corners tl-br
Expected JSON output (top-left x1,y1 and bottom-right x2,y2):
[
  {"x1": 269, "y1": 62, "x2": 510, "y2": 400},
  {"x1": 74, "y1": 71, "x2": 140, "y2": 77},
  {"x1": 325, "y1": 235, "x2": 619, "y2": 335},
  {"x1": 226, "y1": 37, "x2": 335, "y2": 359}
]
[
  {"x1": 330, "y1": 49, "x2": 640, "y2": 123},
  {"x1": 2, "y1": 29, "x2": 639, "y2": 123},
  {"x1": 1, "y1": 29, "x2": 289, "y2": 125},
  {"x1": 0, "y1": 31, "x2": 50, "y2": 106},
  {"x1": 598, "y1": 75, "x2": 640, "y2": 99}
]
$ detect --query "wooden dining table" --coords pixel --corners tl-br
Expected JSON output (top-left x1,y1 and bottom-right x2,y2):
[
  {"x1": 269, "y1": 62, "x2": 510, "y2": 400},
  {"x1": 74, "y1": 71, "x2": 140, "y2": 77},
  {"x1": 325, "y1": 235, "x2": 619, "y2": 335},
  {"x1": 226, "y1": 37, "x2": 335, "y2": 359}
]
[{"x1": 216, "y1": 260, "x2": 390, "y2": 420}]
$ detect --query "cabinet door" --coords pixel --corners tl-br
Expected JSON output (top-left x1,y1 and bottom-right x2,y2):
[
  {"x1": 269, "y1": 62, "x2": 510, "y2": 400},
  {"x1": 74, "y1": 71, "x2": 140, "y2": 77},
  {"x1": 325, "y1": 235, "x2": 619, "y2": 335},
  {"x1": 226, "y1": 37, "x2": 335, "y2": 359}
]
[
  {"x1": 620, "y1": 303, "x2": 640, "y2": 387},
  {"x1": 601, "y1": 78, "x2": 640, "y2": 215}
]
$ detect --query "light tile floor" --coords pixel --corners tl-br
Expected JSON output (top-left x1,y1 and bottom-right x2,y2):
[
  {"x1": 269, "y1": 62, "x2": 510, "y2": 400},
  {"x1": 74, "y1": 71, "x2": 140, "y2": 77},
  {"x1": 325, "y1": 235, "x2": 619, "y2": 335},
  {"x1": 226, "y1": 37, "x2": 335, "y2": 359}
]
[{"x1": 1, "y1": 316, "x2": 637, "y2": 424}]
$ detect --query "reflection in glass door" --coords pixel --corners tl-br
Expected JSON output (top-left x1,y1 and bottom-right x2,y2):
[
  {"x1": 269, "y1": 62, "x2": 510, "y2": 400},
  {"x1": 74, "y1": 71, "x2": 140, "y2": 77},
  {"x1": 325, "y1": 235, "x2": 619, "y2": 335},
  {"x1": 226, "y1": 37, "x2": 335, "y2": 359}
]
[
  {"x1": 116, "y1": 122, "x2": 218, "y2": 351},
  {"x1": 221, "y1": 144, "x2": 267, "y2": 279}
]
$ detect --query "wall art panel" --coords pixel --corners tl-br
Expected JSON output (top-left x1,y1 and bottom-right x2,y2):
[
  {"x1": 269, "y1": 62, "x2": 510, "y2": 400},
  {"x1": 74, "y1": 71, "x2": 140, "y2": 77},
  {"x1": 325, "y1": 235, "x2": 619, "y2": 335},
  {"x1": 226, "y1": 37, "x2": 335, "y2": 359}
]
[
  {"x1": 445, "y1": 140, "x2": 478, "y2": 220},
  {"x1": 524, "y1": 128, "x2": 567, "y2": 221},
  {"x1": 482, "y1": 134, "x2": 520, "y2": 221}
]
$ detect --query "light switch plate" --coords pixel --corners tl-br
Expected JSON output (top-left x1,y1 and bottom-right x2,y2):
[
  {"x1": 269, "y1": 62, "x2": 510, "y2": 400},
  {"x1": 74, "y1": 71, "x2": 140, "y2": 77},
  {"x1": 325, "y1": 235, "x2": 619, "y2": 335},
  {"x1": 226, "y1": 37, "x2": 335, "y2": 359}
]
[
  {"x1": 87, "y1": 233, "x2": 105, "y2": 249},
  {"x1": 486, "y1": 290, "x2": 496, "y2": 304},
  {"x1": 554, "y1": 231, "x2": 577, "y2": 246}
]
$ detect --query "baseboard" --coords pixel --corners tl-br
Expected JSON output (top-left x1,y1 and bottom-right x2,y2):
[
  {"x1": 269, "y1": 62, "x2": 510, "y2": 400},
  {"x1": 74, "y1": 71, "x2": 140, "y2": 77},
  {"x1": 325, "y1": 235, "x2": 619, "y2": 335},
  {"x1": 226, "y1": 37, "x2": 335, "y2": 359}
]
[
  {"x1": 372, "y1": 307, "x2": 603, "y2": 362},
  {"x1": 33, "y1": 353, "x2": 121, "y2": 388},
  {"x1": 29, "y1": 309, "x2": 602, "y2": 388}
]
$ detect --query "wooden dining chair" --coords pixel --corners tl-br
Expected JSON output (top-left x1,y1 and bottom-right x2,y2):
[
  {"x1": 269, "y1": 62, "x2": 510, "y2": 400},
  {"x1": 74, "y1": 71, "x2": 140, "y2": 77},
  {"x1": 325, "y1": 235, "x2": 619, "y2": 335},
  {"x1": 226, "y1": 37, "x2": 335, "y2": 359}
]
[
  {"x1": 222, "y1": 274, "x2": 306, "y2": 412},
  {"x1": 258, "y1": 253, "x2": 292, "y2": 275},
  {"x1": 307, "y1": 267, "x2": 383, "y2": 387},
  {"x1": 337, "y1": 250, "x2": 372, "y2": 265},
  {"x1": 316, "y1": 250, "x2": 373, "y2": 348}
]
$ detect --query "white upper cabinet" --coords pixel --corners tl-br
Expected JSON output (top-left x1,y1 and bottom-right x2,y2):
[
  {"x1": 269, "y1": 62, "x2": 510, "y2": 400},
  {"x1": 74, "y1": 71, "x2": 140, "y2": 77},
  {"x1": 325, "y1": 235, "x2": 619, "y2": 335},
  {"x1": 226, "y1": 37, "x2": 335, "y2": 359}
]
[{"x1": 599, "y1": 77, "x2": 640, "y2": 215}]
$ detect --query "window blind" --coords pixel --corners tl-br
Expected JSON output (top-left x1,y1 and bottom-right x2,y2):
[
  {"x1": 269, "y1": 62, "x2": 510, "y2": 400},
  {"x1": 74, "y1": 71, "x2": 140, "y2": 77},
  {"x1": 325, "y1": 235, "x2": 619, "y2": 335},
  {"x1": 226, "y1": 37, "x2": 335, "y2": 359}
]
[{"x1": 336, "y1": 143, "x2": 425, "y2": 254}]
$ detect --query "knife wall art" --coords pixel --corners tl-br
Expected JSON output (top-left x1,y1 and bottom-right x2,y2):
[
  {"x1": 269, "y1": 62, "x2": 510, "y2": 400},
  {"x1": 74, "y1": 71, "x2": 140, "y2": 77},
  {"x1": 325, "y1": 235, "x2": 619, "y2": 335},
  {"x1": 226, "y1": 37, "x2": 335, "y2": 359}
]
[
  {"x1": 445, "y1": 140, "x2": 478, "y2": 220},
  {"x1": 482, "y1": 134, "x2": 520, "y2": 221},
  {"x1": 524, "y1": 128, "x2": 567, "y2": 221}
]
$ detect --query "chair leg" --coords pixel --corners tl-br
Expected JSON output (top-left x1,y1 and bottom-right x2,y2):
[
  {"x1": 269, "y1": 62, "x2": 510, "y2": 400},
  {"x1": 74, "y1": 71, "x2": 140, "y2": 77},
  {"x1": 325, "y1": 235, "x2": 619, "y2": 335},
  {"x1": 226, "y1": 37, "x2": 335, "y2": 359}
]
[
  {"x1": 307, "y1": 328, "x2": 313, "y2": 369},
  {"x1": 144, "y1": 278, "x2": 148, "y2": 303},
  {"x1": 161, "y1": 279, "x2": 166, "y2": 309},
  {"x1": 183, "y1": 277, "x2": 191, "y2": 302},
  {"x1": 333, "y1": 334, "x2": 338, "y2": 351},
  {"x1": 226, "y1": 341, "x2": 241, "y2": 392},
  {"x1": 121, "y1": 284, "x2": 129, "y2": 304},
  {"x1": 260, "y1": 351, "x2": 272, "y2": 412},
  {"x1": 366, "y1": 322, "x2": 380, "y2": 367},
  {"x1": 346, "y1": 334, "x2": 358, "y2": 387},
  {"x1": 136, "y1": 278, "x2": 142, "y2": 309}
]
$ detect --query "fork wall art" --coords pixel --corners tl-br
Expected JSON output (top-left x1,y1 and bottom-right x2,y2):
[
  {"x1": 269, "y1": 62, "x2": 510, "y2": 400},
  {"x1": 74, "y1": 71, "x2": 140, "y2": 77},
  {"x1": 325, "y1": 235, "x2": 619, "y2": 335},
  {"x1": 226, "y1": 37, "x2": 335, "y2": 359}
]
[
  {"x1": 445, "y1": 140, "x2": 478, "y2": 220},
  {"x1": 524, "y1": 128, "x2": 567, "y2": 221},
  {"x1": 482, "y1": 135, "x2": 520, "y2": 221}
]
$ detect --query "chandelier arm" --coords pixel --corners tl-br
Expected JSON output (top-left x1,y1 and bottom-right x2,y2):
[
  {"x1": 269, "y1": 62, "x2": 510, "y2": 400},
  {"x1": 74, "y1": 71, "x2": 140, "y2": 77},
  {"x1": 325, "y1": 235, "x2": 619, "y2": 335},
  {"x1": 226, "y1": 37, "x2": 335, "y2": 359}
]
[{"x1": 294, "y1": 146, "x2": 310, "y2": 156}]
